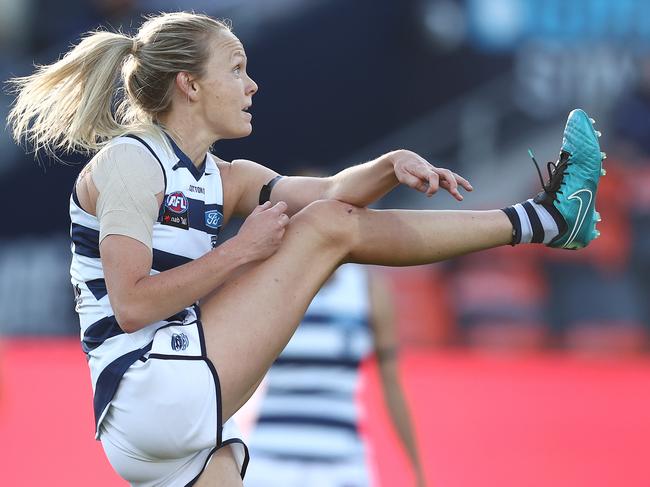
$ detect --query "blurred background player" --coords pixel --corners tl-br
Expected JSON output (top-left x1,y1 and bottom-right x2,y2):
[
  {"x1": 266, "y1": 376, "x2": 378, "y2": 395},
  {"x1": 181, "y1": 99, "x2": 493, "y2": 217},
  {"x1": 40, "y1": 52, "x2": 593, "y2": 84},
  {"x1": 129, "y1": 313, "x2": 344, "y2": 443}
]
[{"x1": 245, "y1": 264, "x2": 424, "y2": 487}]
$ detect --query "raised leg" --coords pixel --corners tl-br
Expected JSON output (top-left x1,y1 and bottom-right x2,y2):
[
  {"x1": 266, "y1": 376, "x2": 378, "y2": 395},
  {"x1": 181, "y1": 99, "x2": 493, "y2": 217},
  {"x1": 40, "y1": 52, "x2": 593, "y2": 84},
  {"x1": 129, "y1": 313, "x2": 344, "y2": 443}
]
[
  {"x1": 347, "y1": 207, "x2": 512, "y2": 265},
  {"x1": 200, "y1": 200, "x2": 512, "y2": 421}
]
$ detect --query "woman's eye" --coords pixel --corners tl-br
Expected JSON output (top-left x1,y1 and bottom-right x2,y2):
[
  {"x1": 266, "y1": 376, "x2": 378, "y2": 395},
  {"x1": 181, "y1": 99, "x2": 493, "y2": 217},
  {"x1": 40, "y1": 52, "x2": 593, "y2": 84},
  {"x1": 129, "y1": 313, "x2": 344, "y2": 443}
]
[{"x1": 234, "y1": 66, "x2": 241, "y2": 75}]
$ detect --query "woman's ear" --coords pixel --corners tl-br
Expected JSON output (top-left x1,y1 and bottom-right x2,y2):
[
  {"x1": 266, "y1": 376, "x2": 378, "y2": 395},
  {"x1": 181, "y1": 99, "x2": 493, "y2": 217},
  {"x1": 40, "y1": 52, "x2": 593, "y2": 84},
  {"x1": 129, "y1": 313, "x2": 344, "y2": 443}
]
[{"x1": 175, "y1": 72, "x2": 199, "y2": 102}]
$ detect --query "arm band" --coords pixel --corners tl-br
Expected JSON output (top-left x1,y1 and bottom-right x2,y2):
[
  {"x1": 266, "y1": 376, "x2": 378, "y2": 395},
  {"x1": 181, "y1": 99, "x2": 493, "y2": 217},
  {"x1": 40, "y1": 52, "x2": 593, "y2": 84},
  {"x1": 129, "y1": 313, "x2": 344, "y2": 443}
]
[{"x1": 258, "y1": 175, "x2": 284, "y2": 205}]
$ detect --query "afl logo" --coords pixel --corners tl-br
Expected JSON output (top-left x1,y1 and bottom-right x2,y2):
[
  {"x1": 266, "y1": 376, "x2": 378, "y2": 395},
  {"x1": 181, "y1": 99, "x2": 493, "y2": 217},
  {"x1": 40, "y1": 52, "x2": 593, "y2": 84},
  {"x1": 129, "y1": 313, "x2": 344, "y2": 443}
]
[
  {"x1": 171, "y1": 332, "x2": 189, "y2": 351},
  {"x1": 165, "y1": 192, "x2": 188, "y2": 214}
]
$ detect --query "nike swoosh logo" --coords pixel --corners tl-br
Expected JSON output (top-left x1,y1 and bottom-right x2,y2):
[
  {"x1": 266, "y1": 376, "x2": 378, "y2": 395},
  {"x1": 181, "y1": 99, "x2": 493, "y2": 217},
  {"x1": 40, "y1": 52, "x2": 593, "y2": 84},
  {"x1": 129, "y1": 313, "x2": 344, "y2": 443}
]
[{"x1": 563, "y1": 189, "x2": 593, "y2": 248}]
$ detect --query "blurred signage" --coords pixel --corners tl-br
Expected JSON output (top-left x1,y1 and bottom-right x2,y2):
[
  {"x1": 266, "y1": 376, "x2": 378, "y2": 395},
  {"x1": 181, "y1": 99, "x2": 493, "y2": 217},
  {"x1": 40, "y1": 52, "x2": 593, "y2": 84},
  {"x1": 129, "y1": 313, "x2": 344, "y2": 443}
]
[{"x1": 467, "y1": 0, "x2": 650, "y2": 51}]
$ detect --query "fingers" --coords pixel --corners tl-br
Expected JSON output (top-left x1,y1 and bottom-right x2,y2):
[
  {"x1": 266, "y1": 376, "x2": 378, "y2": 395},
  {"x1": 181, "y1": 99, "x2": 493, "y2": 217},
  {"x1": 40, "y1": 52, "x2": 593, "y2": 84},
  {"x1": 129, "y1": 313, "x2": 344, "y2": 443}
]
[
  {"x1": 439, "y1": 175, "x2": 473, "y2": 195},
  {"x1": 416, "y1": 159, "x2": 473, "y2": 200},
  {"x1": 270, "y1": 201, "x2": 288, "y2": 214},
  {"x1": 394, "y1": 152, "x2": 474, "y2": 200},
  {"x1": 425, "y1": 170, "x2": 439, "y2": 197},
  {"x1": 252, "y1": 200, "x2": 289, "y2": 216},
  {"x1": 400, "y1": 162, "x2": 436, "y2": 195},
  {"x1": 400, "y1": 171, "x2": 431, "y2": 193},
  {"x1": 278, "y1": 212, "x2": 290, "y2": 227},
  {"x1": 453, "y1": 172, "x2": 473, "y2": 192},
  {"x1": 238, "y1": 201, "x2": 290, "y2": 261},
  {"x1": 264, "y1": 201, "x2": 290, "y2": 229},
  {"x1": 251, "y1": 200, "x2": 272, "y2": 215},
  {"x1": 435, "y1": 167, "x2": 462, "y2": 201}
]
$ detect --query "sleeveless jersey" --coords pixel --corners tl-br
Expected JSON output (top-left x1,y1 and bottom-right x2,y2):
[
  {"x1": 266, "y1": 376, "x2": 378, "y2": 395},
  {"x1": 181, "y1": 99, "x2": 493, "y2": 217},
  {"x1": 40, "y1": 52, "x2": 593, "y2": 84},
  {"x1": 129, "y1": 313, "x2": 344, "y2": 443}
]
[
  {"x1": 69, "y1": 132, "x2": 224, "y2": 437},
  {"x1": 250, "y1": 264, "x2": 373, "y2": 462}
]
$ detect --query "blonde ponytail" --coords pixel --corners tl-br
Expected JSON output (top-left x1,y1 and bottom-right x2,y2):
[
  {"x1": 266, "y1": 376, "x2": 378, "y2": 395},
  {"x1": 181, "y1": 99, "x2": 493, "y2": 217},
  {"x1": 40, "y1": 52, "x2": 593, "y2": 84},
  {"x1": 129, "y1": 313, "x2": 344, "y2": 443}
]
[
  {"x1": 8, "y1": 31, "x2": 135, "y2": 155},
  {"x1": 7, "y1": 12, "x2": 230, "y2": 158}
]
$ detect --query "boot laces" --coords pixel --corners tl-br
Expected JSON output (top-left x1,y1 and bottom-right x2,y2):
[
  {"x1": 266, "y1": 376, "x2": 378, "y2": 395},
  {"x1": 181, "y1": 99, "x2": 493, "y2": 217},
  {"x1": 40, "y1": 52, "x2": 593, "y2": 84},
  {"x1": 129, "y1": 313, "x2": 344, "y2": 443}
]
[{"x1": 528, "y1": 149, "x2": 570, "y2": 200}]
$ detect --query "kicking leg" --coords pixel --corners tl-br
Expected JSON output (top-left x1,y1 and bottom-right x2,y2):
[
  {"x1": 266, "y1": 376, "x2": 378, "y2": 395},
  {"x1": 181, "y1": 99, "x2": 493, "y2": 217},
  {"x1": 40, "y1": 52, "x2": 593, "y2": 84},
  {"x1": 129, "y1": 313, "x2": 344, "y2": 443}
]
[
  {"x1": 347, "y1": 208, "x2": 512, "y2": 265},
  {"x1": 195, "y1": 108, "x2": 605, "y2": 484},
  {"x1": 200, "y1": 200, "x2": 514, "y2": 421},
  {"x1": 203, "y1": 108, "x2": 605, "y2": 421}
]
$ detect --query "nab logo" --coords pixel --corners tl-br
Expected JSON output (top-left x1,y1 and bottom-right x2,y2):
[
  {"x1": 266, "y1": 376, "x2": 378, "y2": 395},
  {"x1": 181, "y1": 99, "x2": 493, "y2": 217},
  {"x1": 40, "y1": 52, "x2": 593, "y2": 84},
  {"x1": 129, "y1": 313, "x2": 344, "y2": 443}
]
[
  {"x1": 205, "y1": 210, "x2": 222, "y2": 229},
  {"x1": 171, "y1": 332, "x2": 189, "y2": 351},
  {"x1": 166, "y1": 192, "x2": 188, "y2": 214}
]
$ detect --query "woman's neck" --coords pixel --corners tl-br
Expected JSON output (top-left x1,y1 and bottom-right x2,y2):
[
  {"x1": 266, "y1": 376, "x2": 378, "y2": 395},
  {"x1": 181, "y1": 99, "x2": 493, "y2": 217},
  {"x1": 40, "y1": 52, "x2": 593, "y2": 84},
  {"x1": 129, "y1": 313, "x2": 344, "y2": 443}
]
[{"x1": 157, "y1": 113, "x2": 217, "y2": 167}]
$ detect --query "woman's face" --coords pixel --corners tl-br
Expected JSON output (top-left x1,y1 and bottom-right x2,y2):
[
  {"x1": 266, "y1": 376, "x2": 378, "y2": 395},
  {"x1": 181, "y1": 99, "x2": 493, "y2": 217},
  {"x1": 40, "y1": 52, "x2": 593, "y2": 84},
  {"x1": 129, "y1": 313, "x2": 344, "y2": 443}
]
[{"x1": 195, "y1": 31, "x2": 258, "y2": 140}]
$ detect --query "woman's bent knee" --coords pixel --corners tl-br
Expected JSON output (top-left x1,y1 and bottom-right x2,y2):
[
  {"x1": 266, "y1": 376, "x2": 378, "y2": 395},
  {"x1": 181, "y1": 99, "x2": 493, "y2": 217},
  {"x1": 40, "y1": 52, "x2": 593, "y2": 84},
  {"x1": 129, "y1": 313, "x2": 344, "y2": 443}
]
[{"x1": 290, "y1": 199, "x2": 361, "y2": 249}]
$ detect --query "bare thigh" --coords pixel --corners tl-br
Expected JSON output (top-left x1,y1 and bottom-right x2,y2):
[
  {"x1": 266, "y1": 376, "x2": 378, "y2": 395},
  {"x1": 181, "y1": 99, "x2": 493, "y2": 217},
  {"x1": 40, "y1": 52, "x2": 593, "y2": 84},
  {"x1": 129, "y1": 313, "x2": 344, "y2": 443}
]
[
  {"x1": 200, "y1": 201, "x2": 511, "y2": 420},
  {"x1": 200, "y1": 200, "x2": 355, "y2": 420},
  {"x1": 194, "y1": 445, "x2": 242, "y2": 487}
]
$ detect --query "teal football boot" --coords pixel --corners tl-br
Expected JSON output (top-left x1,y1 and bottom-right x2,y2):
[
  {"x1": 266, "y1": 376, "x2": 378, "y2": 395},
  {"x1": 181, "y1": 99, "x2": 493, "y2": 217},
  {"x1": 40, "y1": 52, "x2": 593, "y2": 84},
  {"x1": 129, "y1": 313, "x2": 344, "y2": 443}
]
[{"x1": 530, "y1": 109, "x2": 605, "y2": 249}]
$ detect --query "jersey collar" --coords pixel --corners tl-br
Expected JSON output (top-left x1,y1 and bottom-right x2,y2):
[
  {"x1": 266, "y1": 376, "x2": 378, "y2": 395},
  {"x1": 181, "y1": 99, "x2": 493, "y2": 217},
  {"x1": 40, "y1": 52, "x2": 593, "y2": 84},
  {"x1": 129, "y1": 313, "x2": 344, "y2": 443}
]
[{"x1": 164, "y1": 132, "x2": 216, "y2": 181}]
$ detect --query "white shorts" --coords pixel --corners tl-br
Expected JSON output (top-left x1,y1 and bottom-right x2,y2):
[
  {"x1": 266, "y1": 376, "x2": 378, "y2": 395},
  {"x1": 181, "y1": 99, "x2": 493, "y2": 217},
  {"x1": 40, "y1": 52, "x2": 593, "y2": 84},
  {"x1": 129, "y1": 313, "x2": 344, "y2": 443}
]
[{"x1": 99, "y1": 320, "x2": 248, "y2": 486}]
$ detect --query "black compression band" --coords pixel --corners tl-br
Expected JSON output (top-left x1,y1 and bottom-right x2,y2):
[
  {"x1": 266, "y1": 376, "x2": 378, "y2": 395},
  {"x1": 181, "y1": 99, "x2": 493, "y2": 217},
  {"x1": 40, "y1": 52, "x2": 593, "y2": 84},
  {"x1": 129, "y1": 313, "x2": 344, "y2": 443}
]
[
  {"x1": 259, "y1": 175, "x2": 284, "y2": 205},
  {"x1": 501, "y1": 207, "x2": 521, "y2": 246}
]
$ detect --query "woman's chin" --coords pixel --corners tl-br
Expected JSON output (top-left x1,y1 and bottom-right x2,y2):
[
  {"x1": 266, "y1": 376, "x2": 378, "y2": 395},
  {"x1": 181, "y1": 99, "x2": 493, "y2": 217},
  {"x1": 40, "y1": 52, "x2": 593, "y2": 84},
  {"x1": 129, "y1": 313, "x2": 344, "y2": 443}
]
[
  {"x1": 221, "y1": 124, "x2": 253, "y2": 140},
  {"x1": 238, "y1": 122, "x2": 253, "y2": 137}
]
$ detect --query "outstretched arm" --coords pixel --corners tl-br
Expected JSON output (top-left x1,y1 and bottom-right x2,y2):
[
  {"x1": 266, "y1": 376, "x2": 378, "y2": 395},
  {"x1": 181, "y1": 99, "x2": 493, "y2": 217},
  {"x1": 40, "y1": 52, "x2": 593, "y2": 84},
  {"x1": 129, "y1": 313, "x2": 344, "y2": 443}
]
[
  {"x1": 229, "y1": 150, "x2": 472, "y2": 217},
  {"x1": 368, "y1": 269, "x2": 427, "y2": 487}
]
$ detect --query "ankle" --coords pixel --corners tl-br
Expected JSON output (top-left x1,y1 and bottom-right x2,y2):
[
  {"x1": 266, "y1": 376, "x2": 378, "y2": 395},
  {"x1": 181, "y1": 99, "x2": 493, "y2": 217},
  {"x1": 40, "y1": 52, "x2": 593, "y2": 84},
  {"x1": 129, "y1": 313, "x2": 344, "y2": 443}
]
[{"x1": 502, "y1": 199, "x2": 561, "y2": 245}]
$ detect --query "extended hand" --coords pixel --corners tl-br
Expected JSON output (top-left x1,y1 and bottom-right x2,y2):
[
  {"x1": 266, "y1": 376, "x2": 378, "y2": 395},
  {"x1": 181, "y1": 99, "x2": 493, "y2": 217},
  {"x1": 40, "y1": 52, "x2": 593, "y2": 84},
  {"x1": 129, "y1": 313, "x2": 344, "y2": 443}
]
[{"x1": 390, "y1": 149, "x2": 473, "y2": 201}]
